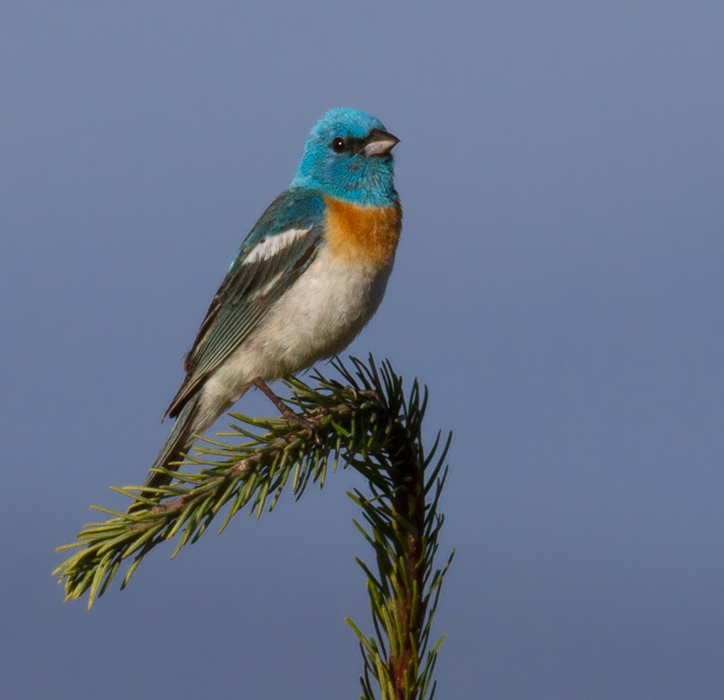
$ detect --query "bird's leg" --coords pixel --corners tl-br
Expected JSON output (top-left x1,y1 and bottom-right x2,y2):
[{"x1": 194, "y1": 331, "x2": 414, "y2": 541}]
[{"x1": 252, "y1": 378, "x2": 316, "y2": 433}]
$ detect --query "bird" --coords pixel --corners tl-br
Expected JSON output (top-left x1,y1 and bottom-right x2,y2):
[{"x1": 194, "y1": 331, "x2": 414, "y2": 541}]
[{"x1": 142, "y1": 107, "x2": 401, "y2": 493}]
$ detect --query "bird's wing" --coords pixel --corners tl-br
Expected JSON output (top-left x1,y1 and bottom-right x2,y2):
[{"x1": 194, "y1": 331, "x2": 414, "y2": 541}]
[{"x1": 166, "y1": 188, "x2": 325, "y2": 418}]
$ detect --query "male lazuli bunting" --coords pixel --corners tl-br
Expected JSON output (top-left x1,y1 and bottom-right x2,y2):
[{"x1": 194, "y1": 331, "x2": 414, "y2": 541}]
[{"x1": 143, "y1": 107, "x2": 401, "y2": 490}]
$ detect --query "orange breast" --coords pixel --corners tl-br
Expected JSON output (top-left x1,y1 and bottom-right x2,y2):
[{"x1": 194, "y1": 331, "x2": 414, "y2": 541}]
[{"x1": 323, "y1": 196, "x2": 402, "y2": 268}]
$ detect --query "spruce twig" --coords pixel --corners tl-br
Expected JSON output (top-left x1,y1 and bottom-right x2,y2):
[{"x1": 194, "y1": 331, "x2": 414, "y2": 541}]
[{"x1": 55, "y1": 356, "x2": 454, "y2": 700}]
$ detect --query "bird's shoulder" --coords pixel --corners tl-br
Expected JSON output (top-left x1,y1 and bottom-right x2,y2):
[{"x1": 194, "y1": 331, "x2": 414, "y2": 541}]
[{"x1": 233, "y1": 187, "x2": 326, "y2": 262}]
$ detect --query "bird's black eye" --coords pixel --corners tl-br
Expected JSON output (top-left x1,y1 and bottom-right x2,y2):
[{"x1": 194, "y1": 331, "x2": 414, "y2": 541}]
[{"x1": 331, "y1": 137, "x2": 346, "y2": 153}]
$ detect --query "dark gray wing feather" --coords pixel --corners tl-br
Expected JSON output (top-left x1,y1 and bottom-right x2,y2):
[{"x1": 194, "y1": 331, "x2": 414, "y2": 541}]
[{"x1": 166, "y1": 189, "x2": 325, "y2": 418}]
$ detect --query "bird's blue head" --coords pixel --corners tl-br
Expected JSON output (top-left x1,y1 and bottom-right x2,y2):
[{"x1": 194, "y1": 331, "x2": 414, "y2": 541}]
[{"x1": 291, "y1": 108, "x2": 399, "y2": 206}]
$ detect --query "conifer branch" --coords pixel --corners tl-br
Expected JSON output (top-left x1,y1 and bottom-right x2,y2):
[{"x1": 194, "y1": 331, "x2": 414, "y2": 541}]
[{"x1": 55, "y1": 356, "x2": 453, "y2": 700}]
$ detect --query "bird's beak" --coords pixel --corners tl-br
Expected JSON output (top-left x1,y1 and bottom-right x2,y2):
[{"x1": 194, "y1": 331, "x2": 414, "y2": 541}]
[{"x1": 363, "y1": 129, "x2": 400, "y2": 157}]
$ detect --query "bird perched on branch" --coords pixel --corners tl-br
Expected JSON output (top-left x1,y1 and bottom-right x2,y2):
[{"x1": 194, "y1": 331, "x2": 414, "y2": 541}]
[{"x1": 143, "y1": 107, "x2": 401, "y2": 492}]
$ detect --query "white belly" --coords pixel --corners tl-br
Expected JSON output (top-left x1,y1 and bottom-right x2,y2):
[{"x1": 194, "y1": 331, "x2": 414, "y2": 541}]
[{"x1": 202, "y1": 246, "x2": 393, "y2": 408}]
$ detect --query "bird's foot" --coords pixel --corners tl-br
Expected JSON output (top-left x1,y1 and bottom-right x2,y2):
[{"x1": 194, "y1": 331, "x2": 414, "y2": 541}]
[{"x1": 252, "y1": 377, "x2": 317, "y2": 436}]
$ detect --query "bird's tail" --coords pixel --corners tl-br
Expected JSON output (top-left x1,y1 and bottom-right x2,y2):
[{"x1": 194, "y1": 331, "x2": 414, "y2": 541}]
[{"x1": 131, "y1": 396, "x2": 202, "y2": 510}]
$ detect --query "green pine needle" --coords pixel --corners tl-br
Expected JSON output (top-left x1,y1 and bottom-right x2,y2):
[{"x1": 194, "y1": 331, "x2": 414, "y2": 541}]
[{"x1": 54, "y1": 355, "x2": 454, "y2": 700}]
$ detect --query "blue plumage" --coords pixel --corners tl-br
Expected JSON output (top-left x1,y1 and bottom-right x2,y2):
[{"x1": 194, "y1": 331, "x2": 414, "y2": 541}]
[{"x1": 292, "y1": 108, "x2": 399, "y2": 206}]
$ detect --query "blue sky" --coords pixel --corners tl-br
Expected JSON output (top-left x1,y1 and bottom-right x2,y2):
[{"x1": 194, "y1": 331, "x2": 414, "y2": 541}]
[{"x1": 2, "y1": 2, "x2": 723, "y2": 698}]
